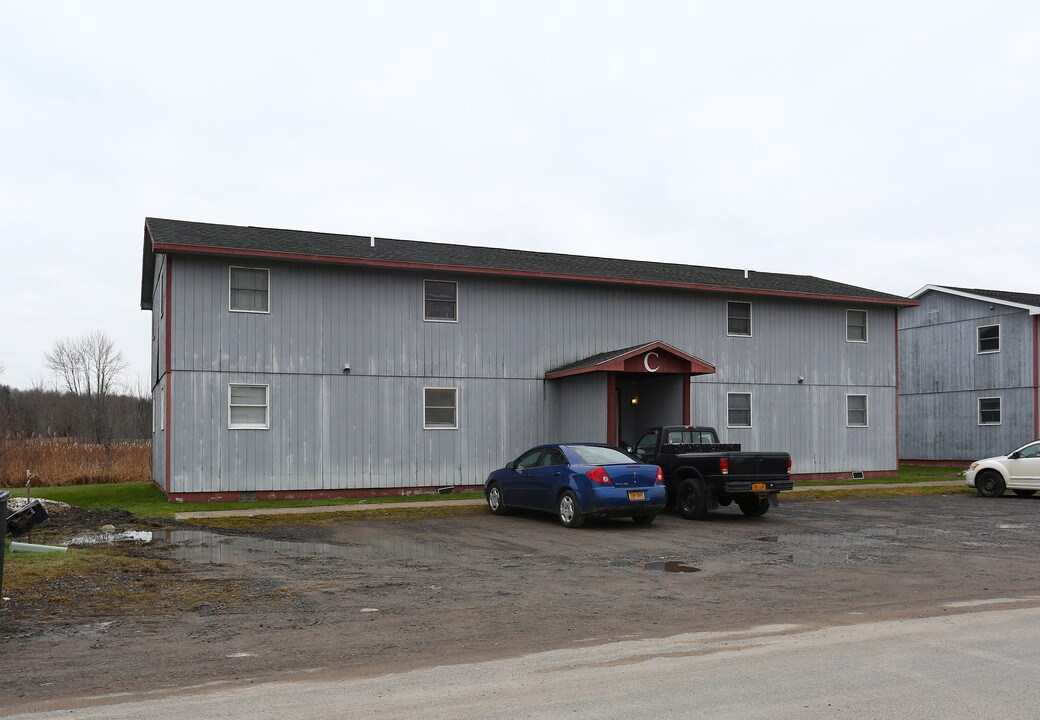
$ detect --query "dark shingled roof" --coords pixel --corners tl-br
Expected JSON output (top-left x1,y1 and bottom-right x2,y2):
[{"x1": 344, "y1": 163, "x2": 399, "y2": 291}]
[
  {"x1": 140, "y1": 217, "x2": 915, "y2": 309},
  {"x1": 546, "y1": 344, "x2": 651, "y2": 376},
  {"x1": 944, "y1": 287, "x2": 1040, "y2": 309}
]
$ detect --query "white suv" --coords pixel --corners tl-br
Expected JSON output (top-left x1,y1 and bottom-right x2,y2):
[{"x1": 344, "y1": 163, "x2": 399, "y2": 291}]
[{"x1": 966, "y1": 440, "x2": 1040, "y2": 498}]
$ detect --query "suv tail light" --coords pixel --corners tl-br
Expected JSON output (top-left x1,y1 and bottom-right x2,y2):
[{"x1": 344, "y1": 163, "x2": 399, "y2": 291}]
[
  {"x1": 655, "y1": 466, "x2": 665, "y2": 484},
  {"x1": 586, "y1": 467, "x2": 610, "y2": 484},
  {"x1": 720, "y1": 457, "x2": 729, "y2": 475}
]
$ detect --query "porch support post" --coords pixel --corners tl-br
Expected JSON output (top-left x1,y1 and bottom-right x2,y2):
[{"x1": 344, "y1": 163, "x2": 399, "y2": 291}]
[
  {"x1": 606, "y1": 372, "x2": 617, "y2": 444},
  {"x1": 682, "y1": 375, "x2": 691, "y2": 425}
]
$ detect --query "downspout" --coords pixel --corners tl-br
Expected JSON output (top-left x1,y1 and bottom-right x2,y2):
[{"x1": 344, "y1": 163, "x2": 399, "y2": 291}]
[
  {"x1": 165, "y1": 255, "x2": 173, "y2": 495},
  {"x1": 895, "y1": 314, "x2": 900, "y2": 465},
  {"x1": 1034, "y1": 315, "x2": 1038, "y2": 440}
]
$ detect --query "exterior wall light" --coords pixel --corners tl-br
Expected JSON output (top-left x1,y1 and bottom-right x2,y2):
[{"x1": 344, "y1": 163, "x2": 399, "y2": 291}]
[{"x1": 630, "y1": 395, "x2": 639, "y2": 406}]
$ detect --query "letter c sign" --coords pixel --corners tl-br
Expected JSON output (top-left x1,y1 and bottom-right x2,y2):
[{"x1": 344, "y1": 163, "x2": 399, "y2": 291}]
[{"x1": 643, "y1": 352, "x2": 660, "y2": 373}]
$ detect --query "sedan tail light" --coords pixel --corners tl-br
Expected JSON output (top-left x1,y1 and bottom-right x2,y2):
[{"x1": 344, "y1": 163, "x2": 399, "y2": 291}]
[
  {"x1": 586, "y1": 467, "x2": 610, "y2": 484},
  {"x1": 720, "y1": 457, "x2": 729, "y2": 475},
  {"x1": 655, "y1": 466, "x2": 665, "y2": 484}
]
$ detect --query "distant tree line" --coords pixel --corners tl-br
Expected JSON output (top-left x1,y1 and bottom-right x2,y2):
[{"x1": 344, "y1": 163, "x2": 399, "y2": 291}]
[
  {"x1": 0, "y1": 385, "x2": 151, "y2": 442},
  {"x1": 0, "y1": 331, "x2": 152, "y2": 444}
]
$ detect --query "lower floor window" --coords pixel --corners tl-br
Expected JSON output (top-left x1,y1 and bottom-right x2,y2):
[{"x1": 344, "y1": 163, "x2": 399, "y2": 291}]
[
  {"x1": 846, "y1": 394, "x2": 868, "y2": 427},
  {"x1": 424, "y1": 387, "x2": 458, "y2": 429},
  {"x1": 978, "y1": 397, "x2": 1001, "y2": 425},
  {"x1": 229, "y1": 384, "x2": 269, "y2": 429},
  {"x1": 727, "y1": 392, "x2": 752, "y2": 428}
]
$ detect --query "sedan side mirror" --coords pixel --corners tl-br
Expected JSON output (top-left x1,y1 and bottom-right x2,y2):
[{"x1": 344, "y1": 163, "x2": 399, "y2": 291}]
[
  {"x1": 506, "y1": 461, "x2": 517, "y2": 470},
  {"x1": 1009, "y1": 451, "x2": 1021, "y2": 460}
]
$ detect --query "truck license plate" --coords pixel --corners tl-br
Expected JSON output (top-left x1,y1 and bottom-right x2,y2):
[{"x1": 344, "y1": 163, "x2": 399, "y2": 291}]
[
  {"x1": 751, "y1": 483, "x2": 766, "y2": 492},
  {"x1": 628, "y1": 490, "x2": 645, "y2": 501}
]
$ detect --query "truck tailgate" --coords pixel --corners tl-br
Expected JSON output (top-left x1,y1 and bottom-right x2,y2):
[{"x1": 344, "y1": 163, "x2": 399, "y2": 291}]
[{"x1": 727, "y1": 452, "x2": 790, "y2": 479}]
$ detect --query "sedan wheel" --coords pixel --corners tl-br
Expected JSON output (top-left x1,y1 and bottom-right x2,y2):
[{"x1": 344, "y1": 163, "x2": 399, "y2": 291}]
[
  {"x1": 976, "y1": 470, "x2": 1006, "y2": 498},
  {"x1": 486, "y1": 482, "x2": 508, "y2": 515},
  {"x1": 558, "y1": 490, "x2": 585, "y2": 528}
]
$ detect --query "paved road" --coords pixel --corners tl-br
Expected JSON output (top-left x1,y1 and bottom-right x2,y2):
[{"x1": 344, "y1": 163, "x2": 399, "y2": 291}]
[{"x1": 12, "y1": 604, "x2": 1038, "y2": 719}]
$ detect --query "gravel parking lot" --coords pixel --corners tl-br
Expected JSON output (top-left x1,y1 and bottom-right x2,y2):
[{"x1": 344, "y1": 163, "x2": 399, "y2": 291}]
[{"x1": 4, "y1": 492, "x2": 1040, "y2": 715}]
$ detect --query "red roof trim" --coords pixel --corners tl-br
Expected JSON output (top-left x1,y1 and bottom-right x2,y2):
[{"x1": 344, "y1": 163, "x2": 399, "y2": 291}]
[
  {"x1": 151, "y1": 242, "x2": 917, "y2": 308},
  {"x1": 545, "y1": 341, "x2": 717, "y2": 380}
]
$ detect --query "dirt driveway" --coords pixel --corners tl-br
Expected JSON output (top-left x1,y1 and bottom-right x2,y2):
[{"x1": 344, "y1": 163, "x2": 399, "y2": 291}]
[{"x1": 3, "y1": 493, "x2": 1040, "y2": 715}]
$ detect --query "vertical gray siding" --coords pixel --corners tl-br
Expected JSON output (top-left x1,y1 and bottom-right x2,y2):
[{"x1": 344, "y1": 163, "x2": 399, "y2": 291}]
[
  {"x1": 150, "y1": 255, "x2": 167, "y2": 489},
  {"x1": 164, "y1": 256, "x2": 901, "y2": 492},
  {"x1": 550, "y1": 374, "x2": 607, "y2": 444},
  {"x1": 898, "y1": 290, "x2": 1036, "y2": 460}
]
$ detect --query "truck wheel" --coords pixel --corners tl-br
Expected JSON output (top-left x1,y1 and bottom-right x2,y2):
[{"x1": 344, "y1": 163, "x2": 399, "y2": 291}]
[
  {"x1": 486, "y1": 482, "x2": 508, "y2": 515},
  {"x1": 558, "y1": 490, "x2": 585, "y2": 528},
  {"x1": 737, "y1": 497, "x2": 770, "y2": 517},
  {"x1": 677, "y1": 478, "x2": 708, "y2": 520},
  {"x1": 976, "y1": 471, "x2": 1005, "y2": 498}
]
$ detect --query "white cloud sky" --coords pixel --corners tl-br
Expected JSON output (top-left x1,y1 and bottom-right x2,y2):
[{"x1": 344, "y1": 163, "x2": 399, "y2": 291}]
[{"x1": 1, "y1": 1, "x2": 1038, "y2": 388}]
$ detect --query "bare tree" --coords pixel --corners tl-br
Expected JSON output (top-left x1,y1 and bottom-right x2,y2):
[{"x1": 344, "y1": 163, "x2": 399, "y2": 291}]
[{"x1": 45, "y1": 331, "x2": 130, "y2": 465}]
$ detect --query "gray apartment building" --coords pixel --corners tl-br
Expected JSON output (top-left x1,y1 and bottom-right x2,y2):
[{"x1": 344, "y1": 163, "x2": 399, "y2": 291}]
[
  {"x1": 141, "y1": 218, "x2": 914, "y2": 500},
  {"x1": 899, "y1": 285, "x2": 1040, "y2": 462}
]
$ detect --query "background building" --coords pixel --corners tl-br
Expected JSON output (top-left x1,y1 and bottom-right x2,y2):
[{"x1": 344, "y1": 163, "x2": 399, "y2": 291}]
[
  {"x1": 142, "y1": 218, "x2": 913, "y2": 500},
  {"x1": 899, "y1": 286, "x2": 1040, "y2": 462}
]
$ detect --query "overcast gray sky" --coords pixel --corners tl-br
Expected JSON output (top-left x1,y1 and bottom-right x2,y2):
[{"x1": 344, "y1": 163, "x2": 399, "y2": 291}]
[{"x1": 1, "y1": 1, "x2": 1037, "y2": 390}]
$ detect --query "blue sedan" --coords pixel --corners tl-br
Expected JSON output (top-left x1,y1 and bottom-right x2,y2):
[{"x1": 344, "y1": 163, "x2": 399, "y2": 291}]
[{"x1": 484, "y1": 443, "x2": 667, "y2": 528}]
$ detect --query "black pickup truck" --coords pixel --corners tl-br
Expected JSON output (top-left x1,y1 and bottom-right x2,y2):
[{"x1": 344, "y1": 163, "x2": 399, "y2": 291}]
[{"x1": 630, "y1": 425, "x2": 792, "y2": 519}]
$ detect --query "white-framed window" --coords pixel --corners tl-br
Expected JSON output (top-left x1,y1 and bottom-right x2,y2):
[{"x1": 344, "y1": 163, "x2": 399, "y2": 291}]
[
  {"x1": 229, "y1": 266, "x2": 270, "y2": 313},
  {"x1": 978, "y1": 397, "x2": 1001, "y2": 426},
  {"x1": 977, "y1": 324, "x2": 1000, "y2": 354},
  {"x1": 229, "y1": 384, "x2": 270, "y2": 429},
  {"x1": 846, "y1": 310, "x2": 868, "y2": 343},
  {"x1": 727, "y1": 301, "x2": 752, "y2": 337},
  {"x1": 727, "y1": 392, "x2": 752, "y2": 428},
  {"x1": 423, "y1": 387, "x2": 458, "y2": 429},
  {"x1": 846, "y1": 394, "x2": 868, "y2": 427},
  {"x1": 423, "y1": 280, "x2": 458, "y2": 322}
]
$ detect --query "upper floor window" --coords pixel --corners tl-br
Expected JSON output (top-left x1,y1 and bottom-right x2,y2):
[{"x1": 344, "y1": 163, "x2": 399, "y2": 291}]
[
  {"x1": 977, "y1": 324, "x2": 1000, "y2": 354},
  {"x1": 229, "y1": 267, "x2": 270, "y2": 313},
  {"x1": 846, "y1": 394, "x2": 868, "y2": 427},
  {"x1": 727, "y1": 301, "x2": 752, "y2": 337},
  {"x1": 229, "y1": 384, "x2": 269, "y2": 430},
  {"x1": 978, "y1": 397, "x2": 1001, "y2": 425},
  {"x1": 423, "y1": 387, "x2": 458, "y2": 429},
  {"x1": 846, "y1": 310, "x2": 868, "y2": 343},
  {"x1": 424, "y1": 280, "x2": 458, "y2": 322},
  {"x1": 727, "y1": 392, "x2": 752, "y2": 428}
]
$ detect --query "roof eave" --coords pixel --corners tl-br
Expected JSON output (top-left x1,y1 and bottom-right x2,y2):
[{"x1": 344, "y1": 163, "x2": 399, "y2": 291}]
[
  {"x1": 140, "y1": 221, "x2": 156, "y2": 310},
  {"x1": 910, "y1": 285, "x2": 1040, "y2": 315},
  {"x1": 150, "y1": 241, "x2": 918, "y2": 308}
]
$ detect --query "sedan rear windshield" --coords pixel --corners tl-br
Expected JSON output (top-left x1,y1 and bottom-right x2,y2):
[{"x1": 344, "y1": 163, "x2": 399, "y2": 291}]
[{"x1": 566, "y1": 445, "x2": 637, "y2": 465}]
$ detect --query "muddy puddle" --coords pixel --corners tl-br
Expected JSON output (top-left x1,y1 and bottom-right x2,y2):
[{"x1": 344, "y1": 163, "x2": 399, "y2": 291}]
[
  {"x1": 66, "y1": 529, "x2": 448, "y2": 565},
  {"x1": 638, "y1": 561, "x2": 700, "y2": 573},
  {"x1": 752, "y1": 526, "x2": 948, "y2": 565}
]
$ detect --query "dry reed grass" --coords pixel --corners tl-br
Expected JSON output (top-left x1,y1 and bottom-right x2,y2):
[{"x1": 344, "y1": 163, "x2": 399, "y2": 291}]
[{"x1": 0, "y1": 438, "x2": 151, "y2": 487}]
